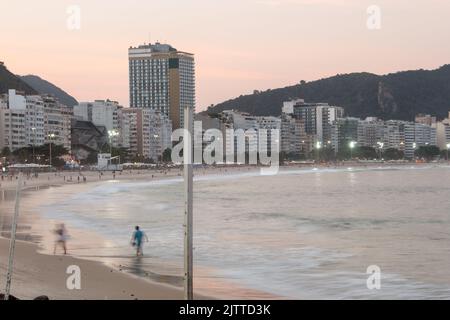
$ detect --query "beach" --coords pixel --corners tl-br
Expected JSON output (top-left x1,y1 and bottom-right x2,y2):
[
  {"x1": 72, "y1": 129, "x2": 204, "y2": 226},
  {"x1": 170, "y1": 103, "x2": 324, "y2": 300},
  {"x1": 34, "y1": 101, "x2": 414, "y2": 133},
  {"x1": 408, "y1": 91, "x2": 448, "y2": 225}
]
[{"x1": 1, "y1": 163, "x2": 450, "y2": 300}]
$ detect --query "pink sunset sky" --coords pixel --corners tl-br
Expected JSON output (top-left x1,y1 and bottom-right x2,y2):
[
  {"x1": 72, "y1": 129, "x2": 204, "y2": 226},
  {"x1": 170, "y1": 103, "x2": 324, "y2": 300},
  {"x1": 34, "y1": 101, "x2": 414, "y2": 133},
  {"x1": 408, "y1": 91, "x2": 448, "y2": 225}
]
[{"x1": 1, "y1": 0, "x2": 449, "y2": 111}]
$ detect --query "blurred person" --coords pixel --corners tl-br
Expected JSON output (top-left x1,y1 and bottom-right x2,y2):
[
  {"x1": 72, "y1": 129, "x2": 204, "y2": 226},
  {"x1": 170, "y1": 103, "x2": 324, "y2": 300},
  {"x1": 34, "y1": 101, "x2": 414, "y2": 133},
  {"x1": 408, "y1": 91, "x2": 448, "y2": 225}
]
[
  {"x1": 53, "y1": 223, "x2": 69, "y2": 255},
  {"x1": 130, "y1": 226, "x2": 149, "y2": 256}
]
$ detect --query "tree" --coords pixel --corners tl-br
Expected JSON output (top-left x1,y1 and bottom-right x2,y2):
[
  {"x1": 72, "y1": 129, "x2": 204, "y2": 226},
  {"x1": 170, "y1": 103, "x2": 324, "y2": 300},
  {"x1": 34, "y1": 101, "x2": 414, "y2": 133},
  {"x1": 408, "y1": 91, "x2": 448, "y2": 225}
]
[
  {"x1": 1, "y1": 147, "x2": 11, "y2": 158},
  {"x1": 416, "y1": 145, "x2": 440, "y2": 161},
  {"x1": 337, "y1": 148, "x2": 351, "y2": 160},
  {"x1": 162, "y1": 148, "x2": 172, "y2": 163},
  {"x1": 383, "y1": 148, "x2": 404, "y2": 160},
  {"x1": 35, "y1": 144, "x2": 69, "y2": 167},
  {"x1": 12, "y1": 147, "x2": 32, "y2": 163},
  {"x1": 354, "y1": 146, "x2": 377, "y2": 160},
  {"x1": 207, "y1": 112, "x2": 220, "y2": 119},
  {"x1": 320, "y1": 146, "x2": 336, "y2": 162},
  {"x1": 131, "y1": 154, "x2": 145, "y2": 163}
]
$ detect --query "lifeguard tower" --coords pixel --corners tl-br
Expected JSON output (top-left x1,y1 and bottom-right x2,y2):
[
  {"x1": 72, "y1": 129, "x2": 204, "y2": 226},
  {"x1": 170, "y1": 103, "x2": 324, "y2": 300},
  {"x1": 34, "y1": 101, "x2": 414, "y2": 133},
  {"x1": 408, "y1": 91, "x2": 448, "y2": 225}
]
[{"x1": 97, "y1": 153, "x2": 122, "y2": 171}]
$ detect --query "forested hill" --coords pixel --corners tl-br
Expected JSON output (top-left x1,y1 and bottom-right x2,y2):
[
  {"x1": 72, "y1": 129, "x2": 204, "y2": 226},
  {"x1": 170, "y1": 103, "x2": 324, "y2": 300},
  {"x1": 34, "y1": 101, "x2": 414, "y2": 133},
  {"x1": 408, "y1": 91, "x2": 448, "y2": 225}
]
[{"x1": 206, "y1": 65, "x2": 450, "y2": 121}]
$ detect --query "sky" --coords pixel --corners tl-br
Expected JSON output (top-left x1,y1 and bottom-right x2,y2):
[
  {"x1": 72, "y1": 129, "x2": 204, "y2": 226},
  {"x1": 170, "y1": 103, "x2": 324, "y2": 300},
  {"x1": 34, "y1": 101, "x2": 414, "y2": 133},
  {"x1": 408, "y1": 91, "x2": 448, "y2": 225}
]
[{"x1": 1, "y1": 0, "x2": 449, "y2": 111}]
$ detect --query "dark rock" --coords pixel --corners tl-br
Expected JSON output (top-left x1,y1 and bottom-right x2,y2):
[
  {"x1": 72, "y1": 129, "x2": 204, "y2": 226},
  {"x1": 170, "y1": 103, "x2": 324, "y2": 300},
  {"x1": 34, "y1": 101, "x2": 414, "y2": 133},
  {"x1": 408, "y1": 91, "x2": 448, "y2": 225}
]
[
  {"x1": 0, "y1": 293, "x2": 20, "y2": 300},
  {"x1": 34, "y1": 295, "x2": 50, "y2": 300}
]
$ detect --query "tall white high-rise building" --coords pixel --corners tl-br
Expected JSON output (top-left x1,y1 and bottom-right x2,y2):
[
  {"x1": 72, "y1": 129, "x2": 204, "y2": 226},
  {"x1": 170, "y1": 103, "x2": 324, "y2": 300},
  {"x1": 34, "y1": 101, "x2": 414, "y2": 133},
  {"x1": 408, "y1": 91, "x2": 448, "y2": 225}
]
[{"x1": 128, "y1": 42, "x2": 195, "y2": 129}]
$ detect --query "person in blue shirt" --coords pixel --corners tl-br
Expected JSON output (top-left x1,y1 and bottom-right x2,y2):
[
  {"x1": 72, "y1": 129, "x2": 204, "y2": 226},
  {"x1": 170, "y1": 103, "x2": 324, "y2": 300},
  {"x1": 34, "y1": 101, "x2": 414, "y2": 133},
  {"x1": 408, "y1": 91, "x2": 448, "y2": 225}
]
[{"x1": 130, "y1": 226, "x2": 149, "y2": 256}]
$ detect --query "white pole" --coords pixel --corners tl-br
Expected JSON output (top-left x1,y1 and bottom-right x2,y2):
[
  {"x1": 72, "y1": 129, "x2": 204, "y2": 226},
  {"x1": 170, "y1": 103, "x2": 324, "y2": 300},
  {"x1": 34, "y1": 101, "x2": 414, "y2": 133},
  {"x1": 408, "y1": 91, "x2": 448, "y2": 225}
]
[
  {"x1": 4, "y1": 173, "x2": 23, "y2": 300},
  {"x1": 49, "y1": 140, "x2": 52, "y2": 167},
  {"x1": 183, "y1": 106, "x2": 193, "y2": 300}
]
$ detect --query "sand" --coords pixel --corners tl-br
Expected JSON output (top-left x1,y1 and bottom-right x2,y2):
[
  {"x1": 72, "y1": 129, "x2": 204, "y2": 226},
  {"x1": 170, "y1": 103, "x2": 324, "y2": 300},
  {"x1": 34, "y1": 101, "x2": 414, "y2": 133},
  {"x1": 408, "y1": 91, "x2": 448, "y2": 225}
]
[{"x1": 0, "y1": 238, "x2": 192, "y2": 300}]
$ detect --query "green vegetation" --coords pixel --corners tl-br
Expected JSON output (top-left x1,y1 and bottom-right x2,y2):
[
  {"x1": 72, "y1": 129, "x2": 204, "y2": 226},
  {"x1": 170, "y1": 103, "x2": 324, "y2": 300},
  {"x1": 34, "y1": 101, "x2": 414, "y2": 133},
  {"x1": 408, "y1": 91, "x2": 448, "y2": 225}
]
[
  {"x1": 415, "y1": 145, "x2": 440, "y2": 160},
  {"x1": 383, "y1": 148, "x2": 404, "y2": 160},
  {"x1": 3, "y1": 144, "x2": 69, "y2": 167},
  {"x1": 162, "y1": 148, "x2": 172, "y2": 163},
  {"x1": 207, "y1": 65, "x2": 450, "y2": 121}
]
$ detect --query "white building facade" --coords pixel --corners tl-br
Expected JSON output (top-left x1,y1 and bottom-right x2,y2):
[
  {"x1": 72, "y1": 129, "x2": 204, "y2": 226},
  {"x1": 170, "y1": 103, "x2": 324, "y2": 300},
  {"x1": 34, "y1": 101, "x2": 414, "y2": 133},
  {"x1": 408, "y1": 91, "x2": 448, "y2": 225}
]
[{"x1": 0, "y1": 90, "x2": 72, "y2": 153}]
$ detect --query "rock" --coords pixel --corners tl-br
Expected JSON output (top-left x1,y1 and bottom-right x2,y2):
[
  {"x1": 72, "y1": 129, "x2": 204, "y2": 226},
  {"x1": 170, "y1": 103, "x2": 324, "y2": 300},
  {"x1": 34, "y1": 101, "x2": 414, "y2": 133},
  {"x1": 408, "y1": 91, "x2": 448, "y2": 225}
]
[
  {"x1": 34, "y1": 295, "x2": 50, "y2": 300},
  {"x1": 0, "y1": 293, "x2": 20, "y2": 300}
]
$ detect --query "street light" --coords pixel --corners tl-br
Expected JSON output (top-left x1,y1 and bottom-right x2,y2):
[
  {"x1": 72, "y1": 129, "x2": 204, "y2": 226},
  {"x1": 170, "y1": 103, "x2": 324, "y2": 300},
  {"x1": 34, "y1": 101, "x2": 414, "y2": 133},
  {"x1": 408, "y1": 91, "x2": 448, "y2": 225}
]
[
  {"x1": 349, "y1": 141, "x2": 357, "y2": 160},
  {"x1": 412, "y1": 142, "x2": 417, "y2": 161},
  {"x1": 446, "y1": 143, "x2": 450, "y2": 161},
  {"x1": 108, "y1": 130, "x2": 119, "y2": 155},
  {"x1": 315, "y1": 141, "x2": 322, "y2": 162},
  {"x1": 48, "y1": 133, "x2": 56, "y2": 167},
  {"x1": 377, "y1": 142, "x2": 384, "y2": 160},
  {"x1": 301, "y1": 140, "x2": 305, "y2": 158},
  {"x1": 31, "y1": 127, "x2": 36, "y2": 163}
]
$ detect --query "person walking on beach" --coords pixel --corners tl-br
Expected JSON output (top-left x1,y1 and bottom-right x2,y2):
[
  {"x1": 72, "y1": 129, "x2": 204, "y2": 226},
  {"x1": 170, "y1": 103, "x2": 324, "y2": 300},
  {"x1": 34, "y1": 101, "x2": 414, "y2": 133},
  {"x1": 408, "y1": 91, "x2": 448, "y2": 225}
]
[
  {"x1": 53, "y1": 223, "x2": 68, "y2": 255},
  {"x1": 130, "y1": 226, "x2": 149, "y2": 256}
]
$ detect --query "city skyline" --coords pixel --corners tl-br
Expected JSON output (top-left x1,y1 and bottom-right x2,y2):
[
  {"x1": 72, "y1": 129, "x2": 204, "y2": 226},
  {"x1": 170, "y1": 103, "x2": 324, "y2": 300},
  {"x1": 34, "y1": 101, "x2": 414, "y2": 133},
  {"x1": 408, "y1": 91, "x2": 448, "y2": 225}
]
[{"x1": 1, "y1": 0, "x2": 450, "y2": 111}]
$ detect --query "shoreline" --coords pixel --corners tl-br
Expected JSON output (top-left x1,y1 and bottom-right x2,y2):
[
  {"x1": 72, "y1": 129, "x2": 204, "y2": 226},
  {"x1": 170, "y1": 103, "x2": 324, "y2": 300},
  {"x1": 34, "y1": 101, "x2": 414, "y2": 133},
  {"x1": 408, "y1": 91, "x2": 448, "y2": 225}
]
[{"x1": 1, "y1": 160, "x2": 440, "y2": 192}]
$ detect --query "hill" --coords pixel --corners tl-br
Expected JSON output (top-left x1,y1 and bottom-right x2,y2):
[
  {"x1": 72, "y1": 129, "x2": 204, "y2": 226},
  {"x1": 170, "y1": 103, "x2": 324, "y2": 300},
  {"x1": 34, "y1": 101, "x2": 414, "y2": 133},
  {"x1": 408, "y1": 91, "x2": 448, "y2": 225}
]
[
  {"x1": 0, "y1": 63, "x2": 38, "y2": 95},
  {"x1": 20, "y1": 75, "x2": 78, "y2": 107},
  {"x1": 207, "y1": 65, "x2": 450, "y2": 121}
]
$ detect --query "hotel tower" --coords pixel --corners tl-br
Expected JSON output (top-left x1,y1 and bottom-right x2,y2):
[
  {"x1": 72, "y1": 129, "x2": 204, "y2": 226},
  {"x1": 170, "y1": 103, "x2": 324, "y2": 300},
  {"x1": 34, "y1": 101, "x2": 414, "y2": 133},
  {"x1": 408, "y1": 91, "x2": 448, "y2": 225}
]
[{"x1": 128, "y1": 42, "x2": 195, "y2": 129}]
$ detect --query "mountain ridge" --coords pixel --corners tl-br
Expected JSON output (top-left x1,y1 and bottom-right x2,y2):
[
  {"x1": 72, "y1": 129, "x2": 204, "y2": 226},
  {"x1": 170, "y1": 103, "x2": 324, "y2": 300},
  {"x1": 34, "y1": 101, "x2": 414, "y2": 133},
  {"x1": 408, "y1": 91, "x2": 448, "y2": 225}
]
[
  {"x1": 206, "y1": 65, "x2": 450, "y2": 121},
  {"x1": 0, "y1": 63, "x2": 38, "y2": 95},
  {"x1": 0, "y1": 62, "x2": 78, "y2": 107},
  {"x1": 20, "y1": 74, "x2": 78, "y2": 107}
]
